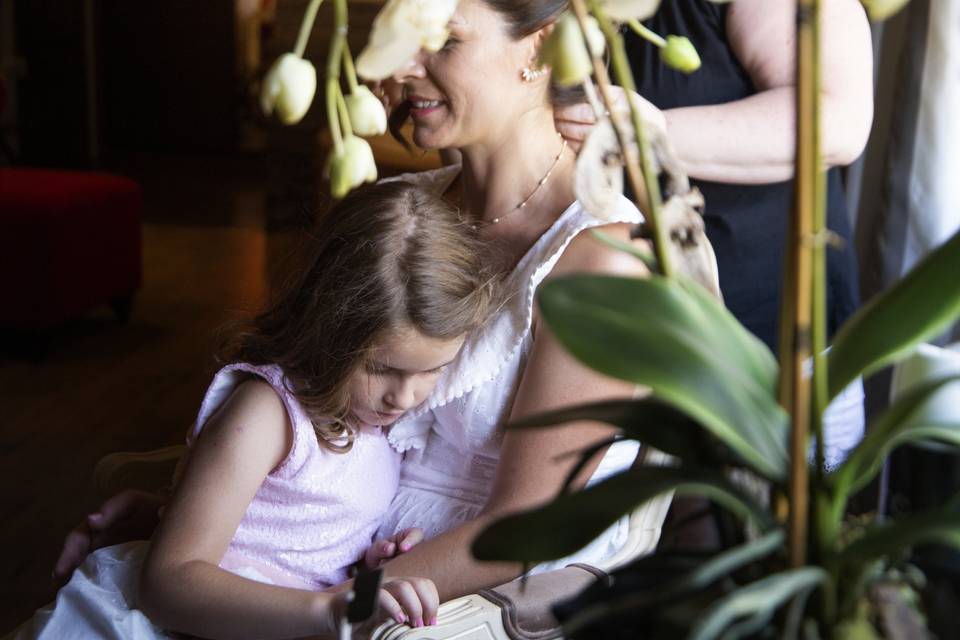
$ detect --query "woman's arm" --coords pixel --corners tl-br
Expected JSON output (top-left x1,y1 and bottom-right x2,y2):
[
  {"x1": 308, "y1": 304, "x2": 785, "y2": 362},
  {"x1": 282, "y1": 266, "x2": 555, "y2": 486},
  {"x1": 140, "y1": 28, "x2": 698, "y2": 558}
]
[
  {"x1": 663, "y1": 0, "x2": 873, "y2": 183},
  {"x1": 553, "y1": 0, "x2": 873, "y2": 184},
  {"x1": 138, "y1": 380, "x2": 342, "y2": 639},
  {"x1": 376, "y1": 226, "x2": 648, "y2": 600}
]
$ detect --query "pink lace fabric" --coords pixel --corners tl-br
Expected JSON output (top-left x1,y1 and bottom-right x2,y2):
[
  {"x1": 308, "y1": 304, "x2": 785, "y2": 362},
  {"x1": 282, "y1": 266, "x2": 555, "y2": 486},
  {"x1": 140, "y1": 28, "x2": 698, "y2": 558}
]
[{"x1": 189, "y1": 363, "x2": 401, "y2": 589}]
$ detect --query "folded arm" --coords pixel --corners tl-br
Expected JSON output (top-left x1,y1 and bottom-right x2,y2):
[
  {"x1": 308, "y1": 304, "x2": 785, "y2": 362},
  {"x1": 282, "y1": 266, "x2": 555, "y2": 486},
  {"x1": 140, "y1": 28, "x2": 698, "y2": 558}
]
[{"x1": 662, "y1": 0, "x2": 873, "y2": 184}]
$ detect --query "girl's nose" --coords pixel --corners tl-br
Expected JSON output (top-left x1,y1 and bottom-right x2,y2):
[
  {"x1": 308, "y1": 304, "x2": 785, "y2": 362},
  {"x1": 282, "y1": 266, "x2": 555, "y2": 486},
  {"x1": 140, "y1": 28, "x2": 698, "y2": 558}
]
[{"x1": 386, "y1": 378, "x2": 417, "y2": 411}]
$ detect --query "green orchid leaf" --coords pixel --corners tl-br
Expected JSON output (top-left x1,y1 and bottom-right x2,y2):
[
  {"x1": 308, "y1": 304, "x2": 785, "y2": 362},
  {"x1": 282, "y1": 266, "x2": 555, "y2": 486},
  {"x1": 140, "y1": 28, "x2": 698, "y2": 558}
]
[
  {"x1": 829, "y1": 374, "x2": 960, "y2": 501},
  {"x1": 509, "y1": 398, "x2": 747, "y2": 468},
  {"x1": 838, "y1": 504, "x2": 960, "y2": 569},
  {"x1": 538, "y1": 274, "x2": 788, "y2": 480},
  {"x1": 590, "y1": 229, "x2": 659, "y2": 272},
  {"x1": 828, "y1": 229, "x2": 960, "y2": 399},
  {"x1": 472, "y1": 466, "x2": 773, "y2": 563},
  {"x1": 675, "y1": 277, "x2": 779, "y2": 396},
  {"x1": 688, "y1": 568, "x2": 829, "y2": 640}
]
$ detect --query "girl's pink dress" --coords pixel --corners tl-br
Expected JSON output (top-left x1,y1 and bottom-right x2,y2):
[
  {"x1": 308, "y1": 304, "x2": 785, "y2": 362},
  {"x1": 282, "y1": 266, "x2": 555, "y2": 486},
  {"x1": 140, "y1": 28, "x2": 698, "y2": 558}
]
[{"x1": 13, "y1": 363, "x2": 400, "y2": 639}]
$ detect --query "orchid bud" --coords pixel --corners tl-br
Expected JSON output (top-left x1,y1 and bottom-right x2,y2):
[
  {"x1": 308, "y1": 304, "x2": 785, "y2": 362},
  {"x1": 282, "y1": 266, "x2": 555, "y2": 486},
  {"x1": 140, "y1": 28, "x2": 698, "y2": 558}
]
[
  {"x1": 346, "y1": 86, "x2": 388, "y2": 137},
  {"x1": 260, "y1": 53, "x2": 317, "y2": 125},
  {"x1": 860, "y1": 0, "x2": 909, "y2": 21},
  {"x1": 539, "y1": 12, "x2": 592, "y2": 88},
  {"x1": 330, "y1": 135, "x2": 378, "y2": 199},
  {"x1": 660, "y1": 35, "x2": 701, "y2": 74}
]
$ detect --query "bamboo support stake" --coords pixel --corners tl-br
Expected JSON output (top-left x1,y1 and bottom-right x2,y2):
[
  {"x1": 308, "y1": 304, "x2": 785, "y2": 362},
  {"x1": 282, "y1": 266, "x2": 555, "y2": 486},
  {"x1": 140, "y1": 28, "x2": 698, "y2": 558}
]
[{"x1": 785, "y1": 0, "x2": 820, "y2": 569}]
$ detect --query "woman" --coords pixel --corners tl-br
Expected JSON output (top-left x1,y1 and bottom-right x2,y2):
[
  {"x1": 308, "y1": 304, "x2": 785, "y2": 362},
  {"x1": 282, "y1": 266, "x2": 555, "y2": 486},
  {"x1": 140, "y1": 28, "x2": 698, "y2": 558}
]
[{"x1": 52, "y1": 0, "x2": 652, "y2": 610}]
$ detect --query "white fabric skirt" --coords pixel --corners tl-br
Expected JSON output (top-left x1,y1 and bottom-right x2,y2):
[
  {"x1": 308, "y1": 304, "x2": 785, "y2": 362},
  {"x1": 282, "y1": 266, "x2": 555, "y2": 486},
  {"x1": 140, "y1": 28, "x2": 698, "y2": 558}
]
[{"x1": 8, "y1": 542, "x2": 174, "y2": 640}]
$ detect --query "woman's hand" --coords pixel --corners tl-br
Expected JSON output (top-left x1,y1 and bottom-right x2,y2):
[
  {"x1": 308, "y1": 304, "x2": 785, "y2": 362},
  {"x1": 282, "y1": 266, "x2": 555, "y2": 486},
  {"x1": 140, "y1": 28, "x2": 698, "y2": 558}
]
[
  {"x1": 362, "y1": 528, "x2": 424, "y2": 570},
  {"x1": 553, "y1": 86, "x2": 666, "y2": 153},
  {"x1": 53, "y1": 488, "x2": 167, "y2": 587}
]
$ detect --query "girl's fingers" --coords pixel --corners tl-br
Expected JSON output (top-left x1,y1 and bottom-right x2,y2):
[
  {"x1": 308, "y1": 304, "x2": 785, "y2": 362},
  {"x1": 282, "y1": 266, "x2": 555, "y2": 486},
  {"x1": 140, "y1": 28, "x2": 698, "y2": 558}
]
[
  {"x1": 383, "y1": 580, "x2": 424, "y2": 627},
  {"x1": 396, "y1": 528, "x2": 423, "y2": 553},
  {"x1": 363, "y1": 539, "x2": 396, "y2": 569},
  {"x1": 406, "y1": 577, "x2": 439, "y2": 626},
  {"x1": 377, "y1": 590, "x2": 407, "y2": 626}
]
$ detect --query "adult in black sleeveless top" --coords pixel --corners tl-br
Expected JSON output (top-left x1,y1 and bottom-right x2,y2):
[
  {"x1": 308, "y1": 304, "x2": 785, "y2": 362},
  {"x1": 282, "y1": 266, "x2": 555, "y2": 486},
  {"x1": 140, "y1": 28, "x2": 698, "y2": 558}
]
[{"x1": 561, "y1": 0, "x2": 873, "y2": 354}]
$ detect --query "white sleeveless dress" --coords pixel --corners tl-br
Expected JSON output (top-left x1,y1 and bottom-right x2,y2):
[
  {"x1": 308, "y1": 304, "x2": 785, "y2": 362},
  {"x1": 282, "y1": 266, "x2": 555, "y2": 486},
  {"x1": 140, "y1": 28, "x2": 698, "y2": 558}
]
[{"x1": 378, "y1": 167, "x2": 644, "y2": 571}]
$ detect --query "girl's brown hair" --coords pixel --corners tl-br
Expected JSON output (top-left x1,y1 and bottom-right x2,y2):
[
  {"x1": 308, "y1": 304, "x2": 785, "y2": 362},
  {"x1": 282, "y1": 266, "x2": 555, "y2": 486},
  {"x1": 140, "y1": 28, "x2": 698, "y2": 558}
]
[
  {"x1": 230, "y1": 180, "x2": 497, "y2": 451},
  {"x1": 389, "y1": 0, "x2": 584, "y2": 145}
]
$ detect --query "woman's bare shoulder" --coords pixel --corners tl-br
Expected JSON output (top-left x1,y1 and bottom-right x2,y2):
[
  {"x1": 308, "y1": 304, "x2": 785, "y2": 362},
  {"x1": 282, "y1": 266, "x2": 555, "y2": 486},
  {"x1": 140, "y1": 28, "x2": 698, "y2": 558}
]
[{"x1": 550, "y1": 222, "x2": 651, "y2": 279}]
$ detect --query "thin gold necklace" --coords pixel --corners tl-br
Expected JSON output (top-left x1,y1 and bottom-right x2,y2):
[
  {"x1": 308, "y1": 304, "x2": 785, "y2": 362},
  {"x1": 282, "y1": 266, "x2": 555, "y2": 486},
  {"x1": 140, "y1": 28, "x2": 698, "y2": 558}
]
[{"x1": 464, "y1": 135, "x2": 568, "y2": 231}]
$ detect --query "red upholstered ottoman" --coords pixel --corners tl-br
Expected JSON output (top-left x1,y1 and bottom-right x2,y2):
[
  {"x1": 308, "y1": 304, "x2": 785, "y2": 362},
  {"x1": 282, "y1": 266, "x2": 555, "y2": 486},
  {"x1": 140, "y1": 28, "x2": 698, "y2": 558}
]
[{"x1": 0, "y1": 168, "x2": 142, "y2": 329}]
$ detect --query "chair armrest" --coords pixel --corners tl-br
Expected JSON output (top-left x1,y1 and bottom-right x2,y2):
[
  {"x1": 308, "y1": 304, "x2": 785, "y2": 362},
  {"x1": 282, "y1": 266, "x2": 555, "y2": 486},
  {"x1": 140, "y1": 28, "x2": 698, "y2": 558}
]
[{"x1": 370, "y1": 565, "x2": 608, "y2": 640}]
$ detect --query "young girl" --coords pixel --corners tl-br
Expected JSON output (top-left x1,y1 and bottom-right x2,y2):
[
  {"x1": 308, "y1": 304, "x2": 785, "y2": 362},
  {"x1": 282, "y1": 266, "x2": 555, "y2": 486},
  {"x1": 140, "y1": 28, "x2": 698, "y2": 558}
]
[{"x1": 14, "y1": 181, "x2": 497, "y2": 639}]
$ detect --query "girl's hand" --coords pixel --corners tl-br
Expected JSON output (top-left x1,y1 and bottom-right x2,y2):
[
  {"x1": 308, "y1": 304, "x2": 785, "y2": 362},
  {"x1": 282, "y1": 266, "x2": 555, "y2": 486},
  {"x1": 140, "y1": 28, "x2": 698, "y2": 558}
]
[
  {"x1": 326, "y1": 576, "x2": 439, "y2": 633},
  {"x1": 53, "y1": 489, "x2": 167, "y2": 587},
  {"x1": 375, "y1": 576, "x2": 440, "y2": 628},
  {"x1": 362, "y1": 528, "x2": 424, "y2": 570}
]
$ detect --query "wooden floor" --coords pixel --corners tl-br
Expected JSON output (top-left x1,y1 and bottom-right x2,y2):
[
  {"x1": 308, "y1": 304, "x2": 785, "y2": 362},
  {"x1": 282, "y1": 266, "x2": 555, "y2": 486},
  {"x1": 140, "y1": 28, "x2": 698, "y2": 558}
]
[{"x1": 0, "y1": 155, "x2": 297, "y2": 631}]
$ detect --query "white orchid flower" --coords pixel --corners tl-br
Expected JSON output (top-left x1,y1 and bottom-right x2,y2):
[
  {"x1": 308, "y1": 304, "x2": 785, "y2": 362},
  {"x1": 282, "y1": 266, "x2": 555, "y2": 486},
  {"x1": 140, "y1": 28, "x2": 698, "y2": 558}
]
[
  {"x1": 574, "y1": 118, "x2": 627, "y2": 221},
  {"x1": 355, "y1": 0, "x2": 460, "y2": 81},
  {"x1": 330, "y1": 135, "x2": 378, "y2": 199},
  {"x1": 346, "y1": 85, "x2": 388, "y2": 136},
  {"x1": 260, "y1": 53, "x2": 317, "y2": 125}
]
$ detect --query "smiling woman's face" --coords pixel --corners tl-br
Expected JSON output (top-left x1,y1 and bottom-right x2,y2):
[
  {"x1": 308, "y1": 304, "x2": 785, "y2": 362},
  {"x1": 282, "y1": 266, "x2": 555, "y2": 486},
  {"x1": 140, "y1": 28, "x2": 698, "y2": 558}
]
[{"x1": 392, "y1": 0, "x2": 543, "y2": 151}]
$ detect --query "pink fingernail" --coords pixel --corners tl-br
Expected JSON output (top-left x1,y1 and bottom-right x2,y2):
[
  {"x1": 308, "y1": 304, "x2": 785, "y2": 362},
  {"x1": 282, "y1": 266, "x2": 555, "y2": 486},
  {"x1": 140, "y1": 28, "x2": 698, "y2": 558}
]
[
  {"x1": 394, "y1": 613, "x2": 406, "y2": 624},
  {"x1": 414, "y1": 618, "x2": 423, "y2": 628},
  {"x1": 383, "y1": 544, "x2": 391, "y2": 553},
  {"x1": 429, "y1": 616, "x2": 438, "y2": 626},
  {"x1": 400, "y1": 543, "x2": 411, "y2": 552}
]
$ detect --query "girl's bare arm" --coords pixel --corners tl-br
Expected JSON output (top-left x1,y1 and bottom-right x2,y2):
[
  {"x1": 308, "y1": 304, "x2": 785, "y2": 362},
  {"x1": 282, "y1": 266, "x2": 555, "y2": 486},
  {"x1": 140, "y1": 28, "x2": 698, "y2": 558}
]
[{"x1": 137, "y1": 380, "x2": 344, "y2": 638}]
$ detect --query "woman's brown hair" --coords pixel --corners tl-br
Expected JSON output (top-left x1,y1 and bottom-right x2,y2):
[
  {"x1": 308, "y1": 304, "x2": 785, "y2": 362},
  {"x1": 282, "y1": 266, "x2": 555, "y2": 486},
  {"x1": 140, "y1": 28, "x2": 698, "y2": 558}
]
[{"x1": 230, "y1": 180, "x2": 497, "y2": 451}]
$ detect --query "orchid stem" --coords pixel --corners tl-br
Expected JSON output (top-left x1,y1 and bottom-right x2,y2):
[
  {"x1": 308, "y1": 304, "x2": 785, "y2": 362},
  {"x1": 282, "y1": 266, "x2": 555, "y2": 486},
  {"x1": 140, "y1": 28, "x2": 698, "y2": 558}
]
[
  {"x1": 294, "y1": 0, "x2": 324, "y2": 58},
  {"x1": 335, "y1": 82, "x2": 353, "y2": 139},
  {"x1": 342, "y1": 44, "x2": 360, "y2": 93},
  {"x1": 626, "y1": 19, "x2": 666, "y2": 49},
  {"x1": 325, "y1": 0, "x2": 348, "y2": 154},
  {"x1": 581, "y1": 0, "x2": 673, "y2": 278}
]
